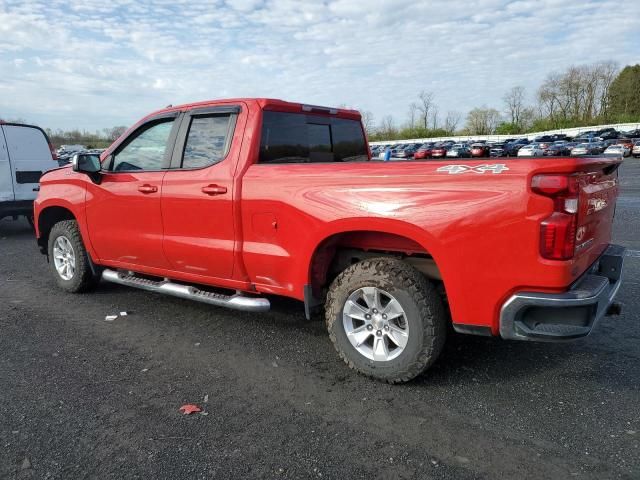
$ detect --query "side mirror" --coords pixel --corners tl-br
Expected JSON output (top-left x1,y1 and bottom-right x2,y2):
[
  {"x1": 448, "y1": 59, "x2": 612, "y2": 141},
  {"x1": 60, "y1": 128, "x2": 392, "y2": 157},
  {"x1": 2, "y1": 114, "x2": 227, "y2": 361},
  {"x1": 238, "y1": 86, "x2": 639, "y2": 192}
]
[
  {"x1": 72, "y1": 154, "x2": 101, "y2": 173},
  {"x1": 72, "y1": 154, "x2": 102, "y2": 184}
]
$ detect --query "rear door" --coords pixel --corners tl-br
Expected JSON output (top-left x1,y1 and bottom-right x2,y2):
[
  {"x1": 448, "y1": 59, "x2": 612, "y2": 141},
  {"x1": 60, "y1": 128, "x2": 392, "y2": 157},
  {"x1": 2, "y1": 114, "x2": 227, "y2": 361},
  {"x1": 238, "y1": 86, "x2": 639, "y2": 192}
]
[
  {"x1": 0, "y1": 126, "x2": 14, "y2": 202},
  {"x1": 160, "y1": 105, "x2": 243, "y2": 279},
  {"x1": 2, "y1": 124, "x2": 54, "y2": 200}
]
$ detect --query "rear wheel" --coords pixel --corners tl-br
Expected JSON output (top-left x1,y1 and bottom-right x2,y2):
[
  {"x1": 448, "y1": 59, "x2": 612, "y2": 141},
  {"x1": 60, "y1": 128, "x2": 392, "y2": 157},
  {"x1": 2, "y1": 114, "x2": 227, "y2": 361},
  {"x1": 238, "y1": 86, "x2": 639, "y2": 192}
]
[
  {"x1": 325, "y1": 258, "x2": 447, "y2": 383},
  {"x1": 48, "y1": 220, "x2": 99, "y2": 293}
]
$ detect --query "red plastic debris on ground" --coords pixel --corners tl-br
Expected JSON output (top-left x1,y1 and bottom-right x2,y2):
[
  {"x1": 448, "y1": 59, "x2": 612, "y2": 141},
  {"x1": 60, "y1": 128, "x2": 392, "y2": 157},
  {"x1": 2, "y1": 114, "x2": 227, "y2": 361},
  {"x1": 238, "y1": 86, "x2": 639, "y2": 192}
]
[{"x1": 179, "y1": 404, "x2": 202, "y2": 415}]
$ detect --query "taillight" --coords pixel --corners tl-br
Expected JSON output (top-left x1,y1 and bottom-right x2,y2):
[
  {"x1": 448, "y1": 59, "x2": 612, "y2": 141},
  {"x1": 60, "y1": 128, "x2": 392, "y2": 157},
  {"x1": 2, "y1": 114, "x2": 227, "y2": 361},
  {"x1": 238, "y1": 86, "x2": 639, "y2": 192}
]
[
  {"x1": 532, "y1": 174, "x2": 579, "y2": 260},
  {"x1": 48, "y1": 142, "x2": 58, "y2": 160}
]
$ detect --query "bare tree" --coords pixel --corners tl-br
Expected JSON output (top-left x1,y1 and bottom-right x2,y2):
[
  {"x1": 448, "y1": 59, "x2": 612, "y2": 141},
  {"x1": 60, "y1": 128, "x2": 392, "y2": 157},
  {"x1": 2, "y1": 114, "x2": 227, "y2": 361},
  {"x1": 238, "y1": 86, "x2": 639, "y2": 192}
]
[
  {"x1": 536, "y1": 62, "x2": 620, "y2": 126},
  {"x1": 360, "y1": 110, "x2": 375, "y2": 135},
  {"x1": 378, "y1": 115, "x2": 397, "y2": 139},
  {"x1": 596, "y1": 61, "x2": 619, "y2": 118},
  {"x1": 104, "y1": 126, "x2": 128, "y2": 142},
  {"x1": 416, "y1": 90, "x2": 434, "y2": 129},
  {"x1": 443, "y1": 111, "x2": 461, "y2": 134},
  {"x1": 431, "y1": 104, "x2": 439, "y2": 130},
  {"x1": 407, "y1": 102, "x2": 419, "y2": 128},
  {"x1": 503, "y1": 86, "x2": 526, "y2": 127},
  {"x1": 465, "y1": 107, "x2": 502, "y2": 135}
]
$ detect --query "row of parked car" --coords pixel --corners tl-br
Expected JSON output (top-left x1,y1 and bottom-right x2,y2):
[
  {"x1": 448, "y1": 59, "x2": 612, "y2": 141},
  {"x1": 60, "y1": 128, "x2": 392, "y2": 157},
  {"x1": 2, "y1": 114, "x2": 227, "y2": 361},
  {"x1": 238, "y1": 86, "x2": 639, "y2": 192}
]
[
  {"x1": 56, "y1": 145, "x2": 105, "y2": 167},
  {"x1": 372, "y1": 127, "x2": 640, "y2": 160}
]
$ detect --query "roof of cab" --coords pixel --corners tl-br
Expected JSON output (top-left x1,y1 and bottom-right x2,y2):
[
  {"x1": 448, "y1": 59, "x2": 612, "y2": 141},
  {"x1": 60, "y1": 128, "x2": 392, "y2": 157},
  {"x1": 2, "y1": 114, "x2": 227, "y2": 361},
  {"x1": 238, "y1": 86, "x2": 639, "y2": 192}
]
[{"x1": 144, "y1": 98, "x2": 361, "y2": 121}]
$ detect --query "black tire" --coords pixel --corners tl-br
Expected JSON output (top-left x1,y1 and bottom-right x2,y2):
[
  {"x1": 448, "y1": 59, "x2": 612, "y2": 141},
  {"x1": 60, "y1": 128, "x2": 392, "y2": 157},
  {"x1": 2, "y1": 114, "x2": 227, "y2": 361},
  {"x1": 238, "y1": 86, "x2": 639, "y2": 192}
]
[
  {"x1": 48, "y1": 220, "x2": 99, "y2": 293},
  {"x1": 325, "y1": 257, "x2": 447, "y2": 383}
]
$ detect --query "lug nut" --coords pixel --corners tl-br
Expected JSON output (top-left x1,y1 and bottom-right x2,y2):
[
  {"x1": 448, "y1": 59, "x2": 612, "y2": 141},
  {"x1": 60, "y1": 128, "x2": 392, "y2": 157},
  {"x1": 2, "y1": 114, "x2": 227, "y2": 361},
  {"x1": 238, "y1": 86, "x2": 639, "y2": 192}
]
[
  {"x1": 367, "y1": 325, "x2": 373, "y2": 331},
  {"x1": 365, "y1": 314, "x2": 371, "y2": 320},
  {"x1": 376, "y1": 330, "x2": 382, "y2": 336},
  {"x1": 382, "y1": 314, "x2": 387, "y2": 319},
  {"x1": 384, "y1": 325, "x2": 390, "y2": 331}
]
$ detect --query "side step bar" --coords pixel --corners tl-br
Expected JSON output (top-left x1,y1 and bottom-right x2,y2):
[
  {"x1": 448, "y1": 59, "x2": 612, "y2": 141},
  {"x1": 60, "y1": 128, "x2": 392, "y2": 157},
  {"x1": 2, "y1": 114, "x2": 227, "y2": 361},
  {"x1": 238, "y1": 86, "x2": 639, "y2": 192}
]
[{"x1": 101, "y1": 269, "x2": 270, "y2": 313}]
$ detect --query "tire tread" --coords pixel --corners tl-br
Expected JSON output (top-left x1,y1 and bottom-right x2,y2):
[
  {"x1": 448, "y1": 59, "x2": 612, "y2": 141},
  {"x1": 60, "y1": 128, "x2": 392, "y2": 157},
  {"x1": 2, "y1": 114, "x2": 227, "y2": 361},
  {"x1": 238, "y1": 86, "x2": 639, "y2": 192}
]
[{"x1": 325, "y1": 257, "x2": 446, "y2": 384}]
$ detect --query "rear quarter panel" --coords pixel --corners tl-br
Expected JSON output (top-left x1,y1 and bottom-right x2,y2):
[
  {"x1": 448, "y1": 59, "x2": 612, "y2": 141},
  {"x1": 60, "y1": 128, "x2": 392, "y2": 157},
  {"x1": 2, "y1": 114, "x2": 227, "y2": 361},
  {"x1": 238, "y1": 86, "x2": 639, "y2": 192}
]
[{"x1": 240, "y1": 157, "x2": 619, "y2": 333}]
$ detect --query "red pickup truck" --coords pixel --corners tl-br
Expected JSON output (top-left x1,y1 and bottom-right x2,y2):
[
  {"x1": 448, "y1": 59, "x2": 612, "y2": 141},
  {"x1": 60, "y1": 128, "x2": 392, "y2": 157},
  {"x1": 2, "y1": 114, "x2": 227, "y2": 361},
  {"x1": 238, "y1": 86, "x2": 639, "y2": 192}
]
[{"x1": 34, "y1": 98, "x2": 625, "y2": 383}]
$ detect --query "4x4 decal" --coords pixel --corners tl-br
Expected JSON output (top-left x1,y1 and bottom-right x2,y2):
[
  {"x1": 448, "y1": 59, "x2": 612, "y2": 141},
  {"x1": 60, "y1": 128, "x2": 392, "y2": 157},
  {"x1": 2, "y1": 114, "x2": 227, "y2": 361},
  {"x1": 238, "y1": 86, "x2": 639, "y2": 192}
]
[{"x1": 437, "y1": 164, "x2": 510, "y2": 174}]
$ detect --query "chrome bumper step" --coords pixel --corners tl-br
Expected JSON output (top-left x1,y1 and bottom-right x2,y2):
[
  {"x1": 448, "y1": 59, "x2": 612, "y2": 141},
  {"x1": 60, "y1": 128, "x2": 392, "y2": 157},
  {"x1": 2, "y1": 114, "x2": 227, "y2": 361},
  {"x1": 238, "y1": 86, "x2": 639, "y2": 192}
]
[{"x1": 101, "y1": 269, "x2": 270, "y2": 313}]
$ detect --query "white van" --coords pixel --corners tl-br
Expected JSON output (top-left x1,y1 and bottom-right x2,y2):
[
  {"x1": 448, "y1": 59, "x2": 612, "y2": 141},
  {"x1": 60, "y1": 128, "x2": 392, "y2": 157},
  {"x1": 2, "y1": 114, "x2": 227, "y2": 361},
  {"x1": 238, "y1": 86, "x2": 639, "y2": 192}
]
[{"x1": 0, "y1": 122, "x2": 56, "y2": 222}]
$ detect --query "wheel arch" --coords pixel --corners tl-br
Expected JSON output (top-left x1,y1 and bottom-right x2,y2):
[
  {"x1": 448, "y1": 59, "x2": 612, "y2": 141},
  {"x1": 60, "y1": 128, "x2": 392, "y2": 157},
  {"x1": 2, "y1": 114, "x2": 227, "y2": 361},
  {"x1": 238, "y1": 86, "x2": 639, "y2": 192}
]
[
  {"x1": 36, "y1": 205, "x2": 78, "y2": 254},
  {"x1": 303, "y1": 219, "x2": 448, "y2": 301}
]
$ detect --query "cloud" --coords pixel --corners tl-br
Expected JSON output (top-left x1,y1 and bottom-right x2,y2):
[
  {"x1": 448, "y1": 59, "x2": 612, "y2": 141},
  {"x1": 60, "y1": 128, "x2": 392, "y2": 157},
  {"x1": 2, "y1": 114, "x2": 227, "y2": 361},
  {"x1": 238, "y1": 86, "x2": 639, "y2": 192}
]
[{"x1": 0, "y1": 0, "x2": 639, "y2": 130}]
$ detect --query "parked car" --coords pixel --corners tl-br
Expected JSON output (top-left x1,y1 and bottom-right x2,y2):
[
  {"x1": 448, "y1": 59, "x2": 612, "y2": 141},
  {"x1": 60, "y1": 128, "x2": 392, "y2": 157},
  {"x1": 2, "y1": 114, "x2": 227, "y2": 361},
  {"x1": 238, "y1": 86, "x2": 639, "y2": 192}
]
[
  {"x1": 34, "y1": 97, "x2": 625, "y2": 384},
  {"x1": 571, "y1": 143, "x2": 604, "y2": 156},
  {"x1": 0, "y1": 122, "x2": 57, "y2": 223},
  {"x1": 470, "y1": 143, "x2": 490, "y2": 157},
  {"x1": 615, "y1": 139, "x2": 634, "y2": 156},
  {"x1": 413, "y1": 143, "x2": 435, "y2": 160},
  {"x1": 622, "y1": 129, "x2": 640, "y2": 138},
  {"x1": 632, "y1": 141, "x2": 640, "y2": 158},
  {"x1": 543, "y1": 144, "x2": 572, "y2": 156},
  {"x1": 504, "y1": 139, "x2": 529, "y2": 156},
  {"x1": 446, "y1": 144, "x2": 470, "y2": 158},
  {"x1": 517, "y1": 144, "x2": 545, "y2": 157},
  {"x1": 430, "y1": 145, "x2": 448, "y2": 158},
  {"x1": 489, "y1": 143, "x2": 508, "y2": 157},
  {"x1": 603, "y1": 145, "x2": 626, "y2": 157},
  {"x1": 394, "y1": 146, "x2": 414, "y2": 159},
  {"x1": 595, "y1": 128, "x2": 618, "y2": 140}
]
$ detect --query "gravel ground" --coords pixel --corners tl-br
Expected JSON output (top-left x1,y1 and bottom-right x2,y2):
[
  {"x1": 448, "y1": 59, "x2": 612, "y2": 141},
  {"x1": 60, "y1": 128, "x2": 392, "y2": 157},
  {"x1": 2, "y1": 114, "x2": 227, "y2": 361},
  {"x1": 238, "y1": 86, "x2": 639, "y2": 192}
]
[{"x1": 1, "y1": 160, "x2": 639, "y2": 480}]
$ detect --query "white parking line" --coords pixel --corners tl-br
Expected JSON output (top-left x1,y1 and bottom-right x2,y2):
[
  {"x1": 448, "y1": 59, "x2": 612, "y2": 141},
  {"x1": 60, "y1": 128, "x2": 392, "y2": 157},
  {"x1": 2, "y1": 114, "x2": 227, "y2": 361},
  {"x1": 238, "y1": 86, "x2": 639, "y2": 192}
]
[{"x1": 624, "y1": 250, "x2": 640, "y2": 257}]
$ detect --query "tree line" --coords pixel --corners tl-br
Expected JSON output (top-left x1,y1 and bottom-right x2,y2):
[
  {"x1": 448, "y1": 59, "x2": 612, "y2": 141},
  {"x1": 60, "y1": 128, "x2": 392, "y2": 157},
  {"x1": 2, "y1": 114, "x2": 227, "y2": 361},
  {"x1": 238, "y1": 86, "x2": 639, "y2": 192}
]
[
  {"x1": 366, "y1": 62, "x2": 640, "y2": 141},
  {"x1": 44, "y1": 126, "x2": 128, "y2": 149}
]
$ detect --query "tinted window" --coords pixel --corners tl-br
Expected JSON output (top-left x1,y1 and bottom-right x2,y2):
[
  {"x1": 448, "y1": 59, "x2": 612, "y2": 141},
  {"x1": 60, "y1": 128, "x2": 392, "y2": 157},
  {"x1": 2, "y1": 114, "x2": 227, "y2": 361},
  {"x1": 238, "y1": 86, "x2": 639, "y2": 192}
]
[
  {"x1": 112, "y1": 120, "x2": 174, "y2": 171},
  {"x1": 182, "y1": 115, "x2": 234, "y2": 168},
  {"x1": 259, "y1": 111, "x2": 367, "y2": 164}
]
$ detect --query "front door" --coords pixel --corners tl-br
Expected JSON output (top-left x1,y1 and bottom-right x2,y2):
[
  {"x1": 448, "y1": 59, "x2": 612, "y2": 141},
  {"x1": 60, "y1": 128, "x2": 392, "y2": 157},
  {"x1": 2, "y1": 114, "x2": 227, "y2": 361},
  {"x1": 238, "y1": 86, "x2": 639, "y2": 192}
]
[
  {"x1": 160, "y1": 106, "x2": 242, "y2": 279},
  {"x1": 85, "y1": 116, "x2": 179, "y2": 270}
]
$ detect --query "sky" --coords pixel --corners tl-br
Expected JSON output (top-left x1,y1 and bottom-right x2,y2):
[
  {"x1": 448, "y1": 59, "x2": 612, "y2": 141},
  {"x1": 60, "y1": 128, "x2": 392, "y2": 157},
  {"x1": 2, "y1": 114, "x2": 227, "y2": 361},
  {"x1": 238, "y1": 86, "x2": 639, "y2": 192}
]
[{"x1": 1, "y1": 0, "x2": 639, "y2": 132}]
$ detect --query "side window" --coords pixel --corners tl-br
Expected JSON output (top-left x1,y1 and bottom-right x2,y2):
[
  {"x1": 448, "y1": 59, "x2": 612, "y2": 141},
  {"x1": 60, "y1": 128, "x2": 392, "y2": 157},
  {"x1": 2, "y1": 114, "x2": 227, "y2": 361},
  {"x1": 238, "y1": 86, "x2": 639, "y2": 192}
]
[
  {"x1": 182, "y1": 114, "x2": 234, "y2": 169},
  {"x1": 111, "y1": 120, "x2": 174, "y2": 172},
  {"x1": 259, "y1": 111, "x2": 368, "y2": 164}
]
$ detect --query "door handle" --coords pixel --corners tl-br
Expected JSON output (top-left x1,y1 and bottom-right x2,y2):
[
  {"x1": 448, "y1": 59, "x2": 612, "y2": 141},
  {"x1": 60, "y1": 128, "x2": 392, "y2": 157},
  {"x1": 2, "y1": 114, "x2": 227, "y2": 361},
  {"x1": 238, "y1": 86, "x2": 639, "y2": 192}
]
[
  {"x1": 201, "y1": 184, "x2": 227, "y2": 195},
  {"x1": 138, "y1": 184, "x2": 158, "y2": 194}
]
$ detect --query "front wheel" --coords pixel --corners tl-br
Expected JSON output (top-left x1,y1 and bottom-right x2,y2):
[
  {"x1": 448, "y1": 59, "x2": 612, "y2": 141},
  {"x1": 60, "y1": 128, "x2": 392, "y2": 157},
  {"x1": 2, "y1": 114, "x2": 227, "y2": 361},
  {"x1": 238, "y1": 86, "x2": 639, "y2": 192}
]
[
  {"x1": 48, "y1": 220, "x2": 99, "y2": 293},
  {"x1": 325, "y1": 258, "x2": 447, "y2": 383}
]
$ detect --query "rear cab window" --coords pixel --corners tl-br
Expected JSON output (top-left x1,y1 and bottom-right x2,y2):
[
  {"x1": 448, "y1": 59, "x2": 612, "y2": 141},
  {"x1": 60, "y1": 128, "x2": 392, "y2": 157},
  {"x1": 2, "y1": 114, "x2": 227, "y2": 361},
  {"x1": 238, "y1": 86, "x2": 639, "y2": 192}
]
[{"x1": 259, "y1": 111, "x2": 368, "y2": 164}]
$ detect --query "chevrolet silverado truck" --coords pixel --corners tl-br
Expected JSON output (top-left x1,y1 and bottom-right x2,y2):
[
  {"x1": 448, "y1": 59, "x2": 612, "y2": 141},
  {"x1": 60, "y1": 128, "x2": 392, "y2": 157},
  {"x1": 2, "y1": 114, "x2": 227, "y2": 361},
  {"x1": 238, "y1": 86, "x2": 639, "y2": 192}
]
[{"x1": 34, "y1": 98, "x2": 624, "y2": 383}]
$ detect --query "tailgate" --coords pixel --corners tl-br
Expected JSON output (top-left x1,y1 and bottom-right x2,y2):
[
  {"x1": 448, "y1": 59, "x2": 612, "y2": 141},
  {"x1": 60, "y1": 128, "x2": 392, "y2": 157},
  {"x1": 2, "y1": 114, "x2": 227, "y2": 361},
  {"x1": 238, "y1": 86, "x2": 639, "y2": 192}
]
[{"x1": 574, "y1": 162, "x2": 620, "y2": 262}]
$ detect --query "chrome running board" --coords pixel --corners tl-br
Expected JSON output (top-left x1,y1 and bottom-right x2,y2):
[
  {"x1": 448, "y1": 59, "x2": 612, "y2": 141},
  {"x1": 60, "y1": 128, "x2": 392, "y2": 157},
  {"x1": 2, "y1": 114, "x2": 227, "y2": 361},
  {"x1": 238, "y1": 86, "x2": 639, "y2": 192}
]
[{"x1": 101, "y1": 269, "x2": 270, "y2": 313}]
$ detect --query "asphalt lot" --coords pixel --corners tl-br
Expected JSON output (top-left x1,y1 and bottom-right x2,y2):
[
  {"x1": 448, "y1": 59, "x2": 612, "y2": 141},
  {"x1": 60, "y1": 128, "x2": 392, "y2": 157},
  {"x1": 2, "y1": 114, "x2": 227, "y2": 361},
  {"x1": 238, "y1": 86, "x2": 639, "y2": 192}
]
[{"x1": 1, "y1": 160, "x2": 639, "y2": 480}]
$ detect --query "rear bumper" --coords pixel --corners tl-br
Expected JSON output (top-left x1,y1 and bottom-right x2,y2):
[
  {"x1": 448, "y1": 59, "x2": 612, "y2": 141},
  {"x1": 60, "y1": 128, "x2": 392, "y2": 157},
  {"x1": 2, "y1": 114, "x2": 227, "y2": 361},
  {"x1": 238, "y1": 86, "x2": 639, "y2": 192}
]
[{"x1": 500, "y1": 244, "x2": 625, "y2": 342}]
